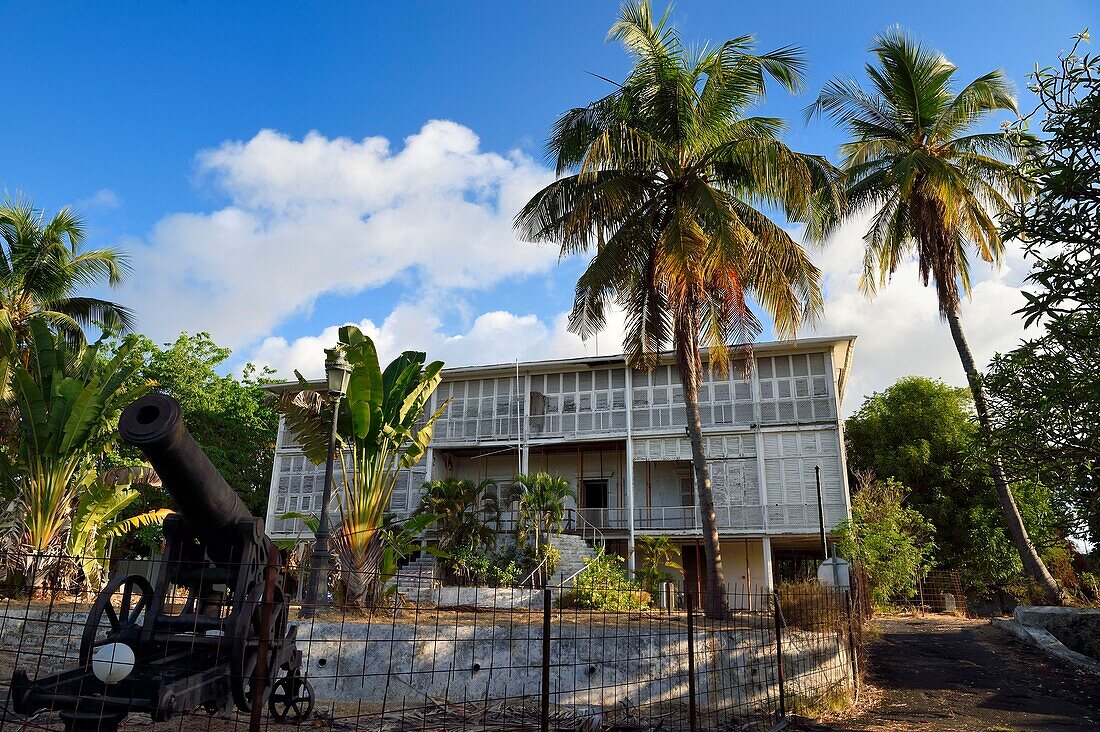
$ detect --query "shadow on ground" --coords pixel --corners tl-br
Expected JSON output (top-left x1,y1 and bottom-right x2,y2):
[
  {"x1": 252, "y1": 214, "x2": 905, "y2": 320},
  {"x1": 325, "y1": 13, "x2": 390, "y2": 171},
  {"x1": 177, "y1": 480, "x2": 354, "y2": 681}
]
[{"x1": 791, "y1": 615, "x2": 1100, "y2": 731}]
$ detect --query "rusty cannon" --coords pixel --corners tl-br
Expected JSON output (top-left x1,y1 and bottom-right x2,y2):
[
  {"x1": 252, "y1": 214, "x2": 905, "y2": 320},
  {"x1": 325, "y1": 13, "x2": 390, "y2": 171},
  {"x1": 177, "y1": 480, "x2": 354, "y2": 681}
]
[{"x1": 10, "y1": 393, "x2": 314, "y2": 730}]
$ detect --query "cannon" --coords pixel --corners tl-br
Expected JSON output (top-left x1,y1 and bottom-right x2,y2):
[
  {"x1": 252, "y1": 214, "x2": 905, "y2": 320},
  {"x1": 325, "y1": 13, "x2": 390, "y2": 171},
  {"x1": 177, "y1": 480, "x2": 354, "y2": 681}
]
[{"x1": 10, "y1": 393, "x2": 315, "y2": 730}]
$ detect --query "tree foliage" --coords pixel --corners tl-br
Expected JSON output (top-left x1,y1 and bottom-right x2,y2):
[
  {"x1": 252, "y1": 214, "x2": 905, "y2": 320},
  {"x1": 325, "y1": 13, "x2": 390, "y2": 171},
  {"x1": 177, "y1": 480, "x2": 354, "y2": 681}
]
[
  {"x1": 0, "y1": 319, "x2": 149, "y2": 587},
  {"x1": 833, "y1": 472, "x2": 936, "y2": 607},
  {"x1": 507, "y1": 472, "x2": 573, "y2": 550},
  {"x1": 845, "y1": 376, "x2": 1065, "y2": 589},
  {"x1": 416, "y1": 477, "x2": 500, "y2": 553},
  {"x1": 0, "y1": 200, "x2": 133, "y2": 353},
  {"x1": 988, "y1": 33, "x2": 1100, "y2": 549},
  {"x1": 810, "y1": 29, "x2": 1061, "y2": 602},
  {"x1": 130, "y1": 332, "x2": 279, "y2": 516},
  {"x1": 516, "y1": 0, "x2": 842, "y2": 618}
]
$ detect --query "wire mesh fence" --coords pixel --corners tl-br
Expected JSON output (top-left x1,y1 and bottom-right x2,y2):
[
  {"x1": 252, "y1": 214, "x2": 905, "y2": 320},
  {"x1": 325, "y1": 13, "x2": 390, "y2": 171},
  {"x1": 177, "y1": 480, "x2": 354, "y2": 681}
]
[
  {"x1": 891, "y1": 569, "x2": 969, "y2": 617},
  {"x1": 0, "y1": 549, "x2": 863, "y2": 732}
]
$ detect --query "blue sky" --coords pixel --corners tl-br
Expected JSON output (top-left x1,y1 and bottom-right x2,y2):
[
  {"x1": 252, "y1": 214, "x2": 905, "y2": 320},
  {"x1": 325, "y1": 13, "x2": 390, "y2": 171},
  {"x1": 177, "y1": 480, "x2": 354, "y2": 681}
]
[{"x1": 1, "y1": 0, "x2": 1095, "y2": 409}]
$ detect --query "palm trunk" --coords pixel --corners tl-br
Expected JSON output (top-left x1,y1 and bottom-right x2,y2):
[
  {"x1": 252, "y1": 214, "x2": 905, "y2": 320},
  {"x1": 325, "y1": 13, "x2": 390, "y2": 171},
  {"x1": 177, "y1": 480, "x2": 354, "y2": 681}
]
[
  {"x1": 946, "y1": 307, "x2": 1062, "y2": 604},
  {"x1": 675, "y1": 320, "x2": 728, "y2": 619}
]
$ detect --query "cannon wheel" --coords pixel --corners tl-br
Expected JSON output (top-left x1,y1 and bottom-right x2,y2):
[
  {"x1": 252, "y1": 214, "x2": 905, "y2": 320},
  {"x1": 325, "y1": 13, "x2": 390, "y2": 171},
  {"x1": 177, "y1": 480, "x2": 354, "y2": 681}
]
[
  {"x1": 230, "y1": 582, "x2": 287, "y2": 712},
  {"x1": 80, "y1": 574, "x2": 154, "y2": 666},
  {"x1": 268, "y1": 670, "x2": 314, "y2": 723}
]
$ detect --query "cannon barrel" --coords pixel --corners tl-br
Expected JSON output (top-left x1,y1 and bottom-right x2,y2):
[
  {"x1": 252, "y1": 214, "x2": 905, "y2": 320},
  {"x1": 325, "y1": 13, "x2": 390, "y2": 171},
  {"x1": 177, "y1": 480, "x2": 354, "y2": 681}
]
[{"x1": 119, "y1": 393, "x2": 254, "y2": 564}]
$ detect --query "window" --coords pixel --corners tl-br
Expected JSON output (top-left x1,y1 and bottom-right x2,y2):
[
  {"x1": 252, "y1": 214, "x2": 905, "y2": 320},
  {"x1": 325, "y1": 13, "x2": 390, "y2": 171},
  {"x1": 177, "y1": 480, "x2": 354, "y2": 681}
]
[
  {"x1": 679, "y1": 475, "x2": 694, "y2": 507},
  {"x1": 435, "y1": 376, "x2": 524, "y2": 442},
  {"x1": 527, "y1": 368, "x2": 627, "y2": 437},
  {"x1": 757, "y1": 353, "x2": 835, "y2": 424}
]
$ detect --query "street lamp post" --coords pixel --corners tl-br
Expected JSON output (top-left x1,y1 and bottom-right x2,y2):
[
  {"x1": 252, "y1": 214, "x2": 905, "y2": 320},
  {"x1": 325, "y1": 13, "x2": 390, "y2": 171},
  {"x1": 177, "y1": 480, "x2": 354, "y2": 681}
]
[{"x1": 300, "y1": 347, "x2": 352, "y2": 619}]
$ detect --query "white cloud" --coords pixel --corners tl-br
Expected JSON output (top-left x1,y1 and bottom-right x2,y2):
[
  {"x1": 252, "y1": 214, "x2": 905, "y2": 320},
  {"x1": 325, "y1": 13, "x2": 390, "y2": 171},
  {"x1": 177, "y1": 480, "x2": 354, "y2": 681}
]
[
  {"x1": 119, "y1": 122, "x2": 558, "y2": 349},
  {"x1": 806, "y1": 214, "x2": 1035, "y2": 414},
  {"x1": 249, "y1": 303, "x2": 629, "y2": 380},
  {"x1": 78, "y1": 188, "x2": 120, "y2": 211}
]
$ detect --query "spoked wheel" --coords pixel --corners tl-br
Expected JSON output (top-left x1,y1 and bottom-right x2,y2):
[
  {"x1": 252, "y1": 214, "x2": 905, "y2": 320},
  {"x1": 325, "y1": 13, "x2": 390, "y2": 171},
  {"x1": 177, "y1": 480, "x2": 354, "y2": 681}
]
[
  {"x1": 80, "y1": 574, "x2": 154, "y2": 666},
  {"x1": 231, "y1": 582, "x2": 287, "y2": 712},
  {"x1": 268, "y1": 671, "x2": 315, "y2": 723}
]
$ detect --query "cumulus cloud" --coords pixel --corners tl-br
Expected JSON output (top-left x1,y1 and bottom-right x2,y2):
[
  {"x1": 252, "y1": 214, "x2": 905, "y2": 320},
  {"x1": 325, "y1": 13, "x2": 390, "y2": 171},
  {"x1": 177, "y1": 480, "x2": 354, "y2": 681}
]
[
  {"x1": 119, "y1": 121, "x2": 557, "y2": 348},
  {"x1": 250, "y1": 209, "x2": 1034, "y2": 417},
  {"x1": 806, "y1": 214, "x2": 1035, "y2": 414},
  {"x1": 249, "y1": 303, "x2": 629, "y2": 380}
]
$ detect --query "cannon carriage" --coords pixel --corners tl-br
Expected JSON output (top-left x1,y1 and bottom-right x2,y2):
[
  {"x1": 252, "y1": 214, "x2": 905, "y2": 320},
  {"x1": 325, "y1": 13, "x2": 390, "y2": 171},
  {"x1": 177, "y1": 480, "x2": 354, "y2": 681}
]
[{"x1": 10, "y1": 393, "x2": 315, "y2": 730}]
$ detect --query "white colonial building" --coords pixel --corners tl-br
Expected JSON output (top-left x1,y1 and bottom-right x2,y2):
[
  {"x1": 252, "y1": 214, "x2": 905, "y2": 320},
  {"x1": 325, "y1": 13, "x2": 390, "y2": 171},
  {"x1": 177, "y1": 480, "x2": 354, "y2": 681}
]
[{"x1": 265, "y1": 335, "x2": 856, "y2": 596}]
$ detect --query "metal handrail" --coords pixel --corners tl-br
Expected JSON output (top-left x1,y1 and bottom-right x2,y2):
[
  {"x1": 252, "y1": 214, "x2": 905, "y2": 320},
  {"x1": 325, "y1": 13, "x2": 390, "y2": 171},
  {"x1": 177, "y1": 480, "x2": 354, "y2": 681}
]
[
  {"x1": 566, "y1": 508, "x2": 606, "y2": 551},
  {"x1": 547, "y1": 509, "x2": 607, "y2": 589},
  {"x1": 518, "y1": 553, "x2": 550, "y2": 588}
]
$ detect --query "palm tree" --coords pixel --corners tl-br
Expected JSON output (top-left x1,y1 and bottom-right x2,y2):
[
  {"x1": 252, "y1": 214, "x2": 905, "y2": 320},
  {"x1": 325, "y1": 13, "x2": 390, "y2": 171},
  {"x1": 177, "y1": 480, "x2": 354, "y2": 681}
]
[
  {"x1": 515, "y1": 1, "x2": 841, "y2": 617},
  {"x1": 807, "y1": 29, "x2": 1060, "y2": 602},
  {"x1": 508, "y1": 473, "x2": 574, "y2": 549},
  {"x1": 415, "y1": 477, "x2": 500, "y2": 553},
  {"x1": 0, "y1": 199, "x2": 133, "y2": 354}
]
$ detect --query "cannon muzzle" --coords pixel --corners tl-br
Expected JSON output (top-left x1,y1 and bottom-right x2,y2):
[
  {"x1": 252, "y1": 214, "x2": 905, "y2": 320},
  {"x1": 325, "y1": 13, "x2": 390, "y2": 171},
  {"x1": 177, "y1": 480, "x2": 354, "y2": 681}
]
[{"x1": 119, "y1": 393, "x2": 254, "y2": 563}]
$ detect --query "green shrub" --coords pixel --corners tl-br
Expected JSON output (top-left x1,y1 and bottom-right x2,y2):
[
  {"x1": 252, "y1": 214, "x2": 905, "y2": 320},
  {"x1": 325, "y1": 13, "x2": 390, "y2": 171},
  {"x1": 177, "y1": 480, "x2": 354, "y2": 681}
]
[
  {"x1": 488, "y1": 559, "x2": 523, "y2": 587},
  {"x1": 833, "y1": 472, "x2": 936, "y2": 608},
  {"x1": 561, "y1": 550, "x2": 650, "y2": 611},
  {"x1": 446, "y1": 543, "x2": 490, "y2": 585}
]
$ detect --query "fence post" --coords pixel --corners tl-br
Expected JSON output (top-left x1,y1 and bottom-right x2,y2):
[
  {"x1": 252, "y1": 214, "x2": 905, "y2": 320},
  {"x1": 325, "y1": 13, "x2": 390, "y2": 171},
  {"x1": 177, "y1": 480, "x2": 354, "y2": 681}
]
[
  {"x1": 844, "y1": 588, "x2": 859, "y2": 703},
  {"x1": 249, "y1": 546, "x2": 279, "y2": 732},
  {"x1": 772, "y1": 588, "x2": 786, "y2": 721},
  {"x1": 540, "y1": 587, "x2": 551, "y2": 732},
  {"x1": 685, "y1": 591, "x2": 697, "y2": 732}
]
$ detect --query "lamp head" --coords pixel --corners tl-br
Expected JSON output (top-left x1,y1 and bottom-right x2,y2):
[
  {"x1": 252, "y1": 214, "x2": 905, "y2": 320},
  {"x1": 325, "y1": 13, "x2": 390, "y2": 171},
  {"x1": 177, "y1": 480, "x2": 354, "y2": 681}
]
[{"x1": 324, "y1": 347, "x2": 352, "y2": 398}]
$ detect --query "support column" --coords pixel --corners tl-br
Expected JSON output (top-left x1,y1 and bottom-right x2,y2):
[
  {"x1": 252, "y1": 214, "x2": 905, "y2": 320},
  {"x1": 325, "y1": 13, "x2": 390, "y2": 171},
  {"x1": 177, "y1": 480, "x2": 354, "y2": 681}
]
[
  {"x1": 625, "y1": 365, "x2": 636, "y2": 574},
  {"x1": 762, "y1": 536, "x2": 774, "y2": 590}
]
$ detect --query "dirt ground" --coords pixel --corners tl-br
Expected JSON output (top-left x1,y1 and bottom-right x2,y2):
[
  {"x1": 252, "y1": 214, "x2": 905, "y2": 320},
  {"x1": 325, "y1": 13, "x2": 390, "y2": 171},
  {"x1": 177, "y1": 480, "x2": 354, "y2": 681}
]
[{"x1": 792, "y1": 615, "x2": 1100, "y2": 732}]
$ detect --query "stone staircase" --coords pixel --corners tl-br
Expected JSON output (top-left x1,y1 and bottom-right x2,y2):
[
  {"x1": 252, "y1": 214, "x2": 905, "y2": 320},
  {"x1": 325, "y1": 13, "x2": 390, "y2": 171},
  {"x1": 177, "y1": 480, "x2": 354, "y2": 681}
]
[
  {"x1": 0, "y1": 606, "x2": 86, "y2": 677},
  {"x1": 546, "y1": 533, "x2": 600, "y2": 588},
  {"x1": 395, "y1": 553, "x2": 438, "y2": 592}
]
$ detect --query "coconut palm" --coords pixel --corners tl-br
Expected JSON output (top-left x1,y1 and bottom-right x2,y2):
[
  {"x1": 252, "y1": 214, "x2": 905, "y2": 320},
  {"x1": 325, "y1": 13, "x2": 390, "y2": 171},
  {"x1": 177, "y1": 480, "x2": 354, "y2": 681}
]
[
  {"x1": 807, "y1": 29, "x2": 1060, "y2": 602},
  {"x1": 515, "y1": 1, "x2": 842, "y2": 617},
  {"x1": 0, "y1": 200, "x2": 133, "y2": 353}
]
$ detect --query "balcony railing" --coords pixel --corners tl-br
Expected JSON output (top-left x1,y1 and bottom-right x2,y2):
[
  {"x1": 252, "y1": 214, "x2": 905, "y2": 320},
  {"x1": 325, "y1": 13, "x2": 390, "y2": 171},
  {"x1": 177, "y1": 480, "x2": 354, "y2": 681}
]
[{"x1": 567, "y1": 504, "x2": 843, "y2": 533}]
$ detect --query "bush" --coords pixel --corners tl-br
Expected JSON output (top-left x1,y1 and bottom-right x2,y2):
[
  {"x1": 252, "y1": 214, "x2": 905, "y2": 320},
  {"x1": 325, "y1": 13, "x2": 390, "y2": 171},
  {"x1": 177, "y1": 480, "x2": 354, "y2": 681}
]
[
  {"x1": 560, "y1": 550, "x2": 650, "y2": 611},
  {"x1": 488, "y1": 559, "x2": 523, "y2": 587},
  {"x1": 833, "y1": 472, "x2": 935, "y2": 608},
  {"x1": 446, "y1": 543, "x2": 490, "y2": 585},
  {"x1": 777, "y1": 581, "x2": 847, "y2": 632}
]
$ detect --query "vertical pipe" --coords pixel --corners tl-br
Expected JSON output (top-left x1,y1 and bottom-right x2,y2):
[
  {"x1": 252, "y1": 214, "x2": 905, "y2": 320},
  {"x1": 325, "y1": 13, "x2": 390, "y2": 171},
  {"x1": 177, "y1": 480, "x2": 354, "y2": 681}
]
[
  {"x1": 816, "y1": 465, "x2": 827, "y2": 560},
  {"x1": 625, "y1": 364, "x2": 636, "y2": 573},
  {"x1": 773, "y1": 588, "x2": 786, "y2": 721},
  {"x1": 762, "y1": 536, "x2": 774, "y2": 590},
  {"x1": 686, "y1": 591, "x2": 697, "y2": 732},
  {"x1": 540, "y1": 587, "x2": 552, "y2": 732}
]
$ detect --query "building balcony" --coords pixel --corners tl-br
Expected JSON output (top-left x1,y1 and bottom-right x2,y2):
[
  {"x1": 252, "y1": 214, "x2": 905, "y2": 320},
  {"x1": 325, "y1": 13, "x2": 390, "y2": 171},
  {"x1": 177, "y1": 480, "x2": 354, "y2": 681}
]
[{"x1": 563, "y1": 504, "x2": 844, "y2": 535}]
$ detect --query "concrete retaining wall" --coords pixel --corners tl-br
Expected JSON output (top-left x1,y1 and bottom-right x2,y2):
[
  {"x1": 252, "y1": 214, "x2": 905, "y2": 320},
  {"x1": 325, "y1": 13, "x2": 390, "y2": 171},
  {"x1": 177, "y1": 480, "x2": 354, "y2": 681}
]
[{"x1": 1, "y1": 602, "x2": 853, "y2": 715}]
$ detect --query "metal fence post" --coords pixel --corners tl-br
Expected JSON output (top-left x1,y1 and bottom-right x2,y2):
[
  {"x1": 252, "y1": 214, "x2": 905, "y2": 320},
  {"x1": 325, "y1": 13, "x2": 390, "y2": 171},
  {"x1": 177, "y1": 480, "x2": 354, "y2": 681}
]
[
  {"x1": 249, "y1": 547, "x2": 279, "y2": 732},
  {"x1": 685, "y1": 591, "x2": 697, "y2": 732},
  {"x1": 845, "y1": 588, "x2": 859, "y2": 702},
  {"x1": 540, "y1": 587, "x2": 551, "y2": 732},
  {"x1": 772, "y1": 588, "x2": 786, "y2": 721}
]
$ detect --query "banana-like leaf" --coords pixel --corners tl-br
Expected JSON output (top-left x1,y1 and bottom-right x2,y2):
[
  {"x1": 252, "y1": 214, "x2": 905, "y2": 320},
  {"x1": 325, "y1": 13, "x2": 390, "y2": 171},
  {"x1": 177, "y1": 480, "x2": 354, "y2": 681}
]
[{"x1": 103, "y1": 509, "x2": 173, "y2": 538}]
